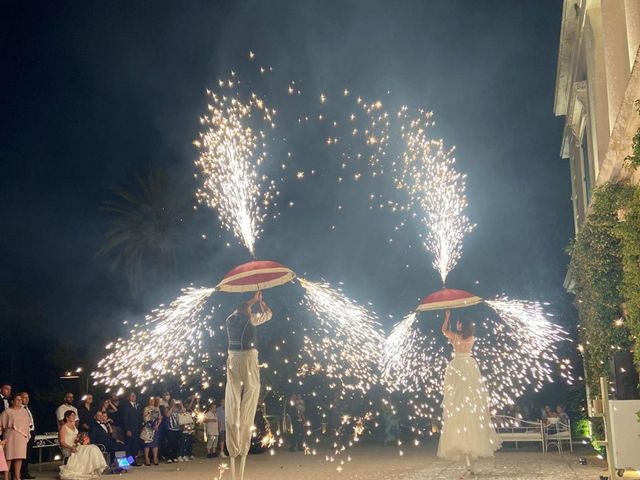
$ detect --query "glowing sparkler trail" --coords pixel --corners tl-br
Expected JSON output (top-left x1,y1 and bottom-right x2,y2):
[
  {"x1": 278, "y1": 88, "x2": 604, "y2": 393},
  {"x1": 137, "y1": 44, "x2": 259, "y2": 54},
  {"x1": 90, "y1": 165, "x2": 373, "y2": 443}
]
[
  {"x1": 92, "y1": 287, "x2": 216, "y2": 390},
  {"x1": 482, "y1": 297, "x2": 575, "y2": 404},
  {"x1": 193, "y1": 89, "x2": 277, "y2": 256},
  {"x1": 398, "y1": 112, "x2": 473, "y2": 283},
  {"x1": 298, "y1": 278, "x2": 384, "y2": 394},
  {"x1": 382, "y1": 300, "x2": 573, "y2": 421}
]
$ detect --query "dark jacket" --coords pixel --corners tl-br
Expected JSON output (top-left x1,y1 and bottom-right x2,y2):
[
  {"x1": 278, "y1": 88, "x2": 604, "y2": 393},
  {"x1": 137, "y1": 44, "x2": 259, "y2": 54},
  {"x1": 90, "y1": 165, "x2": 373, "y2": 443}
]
[
  {"x1": 121, "y1": 401, "x2": 143, "y2": 435},
  {"x1": 89, "y1": 419, "x2": 119, "y2": 453}
]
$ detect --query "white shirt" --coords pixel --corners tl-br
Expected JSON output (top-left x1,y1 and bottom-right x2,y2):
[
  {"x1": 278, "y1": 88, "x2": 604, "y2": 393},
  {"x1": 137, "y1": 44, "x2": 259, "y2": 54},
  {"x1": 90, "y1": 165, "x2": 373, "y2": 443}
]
[
  {"x1": 23, "y1": 405, "x2": 35, "y2": 431},
  {"x1": 56, "y1": 404, "x2": 78, "y2": 423},
  {"x1": 204, "y1": 411, "x2": 218, "y2": 436}
]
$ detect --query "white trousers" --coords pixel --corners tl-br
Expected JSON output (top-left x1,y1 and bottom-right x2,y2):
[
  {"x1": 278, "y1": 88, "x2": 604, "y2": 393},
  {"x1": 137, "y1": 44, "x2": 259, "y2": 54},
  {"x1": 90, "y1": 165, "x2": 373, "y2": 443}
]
[{"x1": 225, "y1": 349, "x2": 260, "y2": 457}]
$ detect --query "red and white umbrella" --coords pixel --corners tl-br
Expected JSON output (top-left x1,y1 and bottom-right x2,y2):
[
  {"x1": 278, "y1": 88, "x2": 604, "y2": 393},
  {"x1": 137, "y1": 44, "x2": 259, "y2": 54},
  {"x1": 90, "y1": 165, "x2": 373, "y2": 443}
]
[
  {"x1": 416, "y1": 288, "x2": 483, "y2": 312},
  {"x1": 216, "y1": 260, "x2": 296, "y2": 293}
]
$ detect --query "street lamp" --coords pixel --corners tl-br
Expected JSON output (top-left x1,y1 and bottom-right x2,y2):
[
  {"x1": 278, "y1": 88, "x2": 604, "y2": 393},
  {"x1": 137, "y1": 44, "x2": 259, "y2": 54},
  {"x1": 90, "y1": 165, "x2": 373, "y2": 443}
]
[{"x1": 59, "y1": 367, "x2": 88, "y2": 394}]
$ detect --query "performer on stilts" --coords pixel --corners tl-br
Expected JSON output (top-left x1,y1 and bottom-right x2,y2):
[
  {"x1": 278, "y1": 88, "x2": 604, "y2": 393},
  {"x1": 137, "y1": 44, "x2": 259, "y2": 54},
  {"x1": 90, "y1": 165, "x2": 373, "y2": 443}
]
[
  {"x1": 224, "y1": 291, "x2": 272, "y2": 480},
  {"x1": 437, "y1": 309, "x2": 501, "y2": 474}
]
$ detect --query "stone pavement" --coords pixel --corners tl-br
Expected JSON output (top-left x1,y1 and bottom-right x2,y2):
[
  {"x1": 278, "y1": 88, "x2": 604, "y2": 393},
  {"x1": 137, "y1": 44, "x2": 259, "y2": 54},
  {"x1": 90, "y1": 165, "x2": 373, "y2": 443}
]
[{"x1": 34, "y1": 445, "x2": 609, "y2": 479}]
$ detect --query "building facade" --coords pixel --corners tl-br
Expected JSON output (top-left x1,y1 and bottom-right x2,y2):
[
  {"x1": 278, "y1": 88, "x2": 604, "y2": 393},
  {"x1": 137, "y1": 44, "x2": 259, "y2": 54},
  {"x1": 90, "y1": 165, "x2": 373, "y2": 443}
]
[{"x1": 555, "y1": 0, "x2": 640, "y2": 237}]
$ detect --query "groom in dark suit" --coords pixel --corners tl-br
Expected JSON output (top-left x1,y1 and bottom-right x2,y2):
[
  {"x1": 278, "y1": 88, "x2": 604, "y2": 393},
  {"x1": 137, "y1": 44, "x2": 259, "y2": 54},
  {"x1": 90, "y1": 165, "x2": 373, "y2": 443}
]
[
  {"x1": 121, "y1": 391, "x2": 143, "y2": 465},
  {"x1": 89, "y1": 411, "x2": 121, "y2": 453}
]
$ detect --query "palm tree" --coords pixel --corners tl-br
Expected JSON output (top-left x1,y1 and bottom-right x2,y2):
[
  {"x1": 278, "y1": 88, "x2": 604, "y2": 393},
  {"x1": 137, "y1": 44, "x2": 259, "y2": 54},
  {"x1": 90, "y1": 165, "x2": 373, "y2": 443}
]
[{"x1": 98, "y1": 168, "x2": 192, "y2": 296}]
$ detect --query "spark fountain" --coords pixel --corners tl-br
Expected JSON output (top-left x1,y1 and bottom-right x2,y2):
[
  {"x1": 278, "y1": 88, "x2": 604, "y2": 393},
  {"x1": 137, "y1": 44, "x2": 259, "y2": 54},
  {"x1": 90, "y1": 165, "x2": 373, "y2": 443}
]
[
  {"x1": 92, "y1": 287, "x2": 216, "y2": 390},
  {"x1": 193, "y1": 89, "x2": 278, "y2": 256}
]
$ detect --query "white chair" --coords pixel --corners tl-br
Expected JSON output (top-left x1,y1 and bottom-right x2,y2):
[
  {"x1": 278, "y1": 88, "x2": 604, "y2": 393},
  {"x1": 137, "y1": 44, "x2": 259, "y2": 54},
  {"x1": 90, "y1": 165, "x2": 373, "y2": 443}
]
[{"x1": 544, "y1": 417, "x2": 572, "y2": 453}]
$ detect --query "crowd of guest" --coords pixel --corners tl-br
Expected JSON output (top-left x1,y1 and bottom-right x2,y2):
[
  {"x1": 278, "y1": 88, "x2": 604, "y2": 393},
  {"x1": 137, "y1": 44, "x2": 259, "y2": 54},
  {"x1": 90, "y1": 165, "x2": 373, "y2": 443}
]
[
  {"x1": 0, "y1": 384, "x2": 36, "y2": 480},
  {"x1": 0, "y1": 382, "x2": 233, "y2": 479},
  {"x1": 498, "y1": 402, "x2": 571, "y2": 426},
  {"x1": 52, "y1": 390, "x2": 227, "y2": 468}
]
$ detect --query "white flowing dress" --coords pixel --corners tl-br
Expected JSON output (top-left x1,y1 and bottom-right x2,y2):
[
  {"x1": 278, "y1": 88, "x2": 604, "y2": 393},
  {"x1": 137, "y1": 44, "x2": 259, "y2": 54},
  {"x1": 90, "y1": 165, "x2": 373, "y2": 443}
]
[
  {"x1": 59, "y1": 425, "x2": 107, "y2": 479},
  {"x1": 437, "y1": 334, "x2": 502, "y2": 459}
]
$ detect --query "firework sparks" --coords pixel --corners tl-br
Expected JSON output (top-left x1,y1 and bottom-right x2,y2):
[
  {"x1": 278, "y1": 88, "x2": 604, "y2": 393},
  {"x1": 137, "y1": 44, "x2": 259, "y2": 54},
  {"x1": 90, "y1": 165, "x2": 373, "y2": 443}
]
[
  {"x1": 482, "y1": 297, "x2": 575, "y2": 403},
  {"x1": 382, "y1": 300, "x2": 573, "y2": 427},
  {"x1": 298, "y1": 278, "x2": 384, "y2": 394},
  {"x1": 92, "y1": 287, "x2": 216, "y2": 389},
  {"x1": 398, "y1": 112, "x2": 473, "y2": 283},
  {"x1": 193, "y1": 89, "x2": 277, "y2": 256}
]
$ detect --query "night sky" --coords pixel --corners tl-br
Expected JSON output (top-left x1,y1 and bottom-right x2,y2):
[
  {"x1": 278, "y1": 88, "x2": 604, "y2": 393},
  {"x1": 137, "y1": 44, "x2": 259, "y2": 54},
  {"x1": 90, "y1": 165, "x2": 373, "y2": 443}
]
[{"x1": 2, "y1": 1, "x2": 573, "y2": 378}]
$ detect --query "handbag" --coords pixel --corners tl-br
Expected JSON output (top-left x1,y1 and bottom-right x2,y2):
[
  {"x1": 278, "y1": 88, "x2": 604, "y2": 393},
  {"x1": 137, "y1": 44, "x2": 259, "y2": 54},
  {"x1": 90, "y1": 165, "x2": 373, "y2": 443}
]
[
  {"x1": 140, "y1": 427, "x2": 154, "y2": 443},
  {"x1": 178, "y1": 412, "x2": 193, "y2": 426}
]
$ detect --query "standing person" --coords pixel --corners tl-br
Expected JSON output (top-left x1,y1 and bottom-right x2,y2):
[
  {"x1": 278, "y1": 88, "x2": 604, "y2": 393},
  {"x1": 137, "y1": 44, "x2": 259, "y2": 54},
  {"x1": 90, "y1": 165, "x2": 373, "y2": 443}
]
[
  {"x1": 164, "y1": 399, "x2": 181, "y2": 463},
  {"x1": 0, "y1": 395, "x2": 30, "y2": 480},
  {"x1": 105, "y1": 395, "x2": 121, "y2": 441},
  {"x1": 437, "y1": 310, "x2": 501, "y2": 473},
  {"x1": 224, "y1": 291, "x2": 272, "y2": 480},
  {"x1": 121, "y1": 392, "x2": 142, "y2": 466},
  {"x1": 141, "y1": 397, "x2": 161, "y2": 466},
  {"x1": 56, "y1": 393, "x2": 78, "y2": 427},
  {"x1": 286, "y1": 394, "x2": 304, "y2": 452},
  {"x1": 203, "y1": 402, "x2": 219, "y2": 458},
  {"x1": 178, "y1": 403, "x2": 195, "y2": 462},
  {"x1": 0, "y1": 384, "x2": 11, "y2": 414},
  {"x1": 18, "y1": 392, "x2": 35, "y2": 479},
  {"x1": 0, "y1": 435, "x2": 8, "y2": 480},
  {"x1": 77, "y1": 394, "x2": 94, "y2": 433},
  {"x1": 216, "y1": 400, "x2": 227, "y2": 458},
  {"x1": 157, "y1": 392, "x2": 171, "y2": 460}
]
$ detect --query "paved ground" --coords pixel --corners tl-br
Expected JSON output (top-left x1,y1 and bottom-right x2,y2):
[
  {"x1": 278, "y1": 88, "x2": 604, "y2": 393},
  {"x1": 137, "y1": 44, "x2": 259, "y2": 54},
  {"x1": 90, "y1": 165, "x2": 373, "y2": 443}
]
[
  {"x1": 32, "y1": 445, "x2": 606, "y2": 480},
  {"x1": 33, "y1": 442, "x2": 612, "y2": 480}
]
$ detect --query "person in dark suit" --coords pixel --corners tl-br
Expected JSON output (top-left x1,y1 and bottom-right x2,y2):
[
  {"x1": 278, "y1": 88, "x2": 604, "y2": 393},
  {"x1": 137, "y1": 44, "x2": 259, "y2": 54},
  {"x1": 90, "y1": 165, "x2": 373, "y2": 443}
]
[
  {"x1": 89, "y1": 411, "x2": 121, "y2": 453},
  {"x1": 0, "y1": 383, "x2": 11, "y2": 414},
  {"x1": 121, "y1": 391, "x2": 143, "y2": 465}
]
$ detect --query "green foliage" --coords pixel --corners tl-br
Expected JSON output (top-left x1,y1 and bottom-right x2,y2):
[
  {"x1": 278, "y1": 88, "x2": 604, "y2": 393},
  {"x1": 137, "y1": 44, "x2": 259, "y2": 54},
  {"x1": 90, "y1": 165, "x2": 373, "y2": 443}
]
[
  {"x1": 614, "y1": 186, "x2": 640, "y2": 369},
  {"x1": 625, "y1": 100, "x2": 640, "y2": 169},
  {"x1": 572, "y1": 418, "x2": 590, "y2": 438},
  {"x1": 568, "y1": 184, "x2": 634, "y2": 396}
]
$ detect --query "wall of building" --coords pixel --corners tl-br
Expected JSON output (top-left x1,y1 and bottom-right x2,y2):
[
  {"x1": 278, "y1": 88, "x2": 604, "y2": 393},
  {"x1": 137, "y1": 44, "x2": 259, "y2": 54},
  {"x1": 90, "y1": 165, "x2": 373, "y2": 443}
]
[{"x1": 555, "y1": 0, "x2": 640, "y2": 234}]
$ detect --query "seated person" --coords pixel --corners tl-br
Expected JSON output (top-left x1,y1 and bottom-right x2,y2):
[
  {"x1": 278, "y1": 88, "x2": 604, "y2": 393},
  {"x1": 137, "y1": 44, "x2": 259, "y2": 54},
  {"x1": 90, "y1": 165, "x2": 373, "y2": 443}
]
[
  {"x1": 59, "y1": 410, "x2": 107, "y2": 479},
  {"x1": 89, "y1": 411, "x2": 122, "y2": 453},
  {"x1": 555, "y1": 405, "x2": 569, "y2": 426}
]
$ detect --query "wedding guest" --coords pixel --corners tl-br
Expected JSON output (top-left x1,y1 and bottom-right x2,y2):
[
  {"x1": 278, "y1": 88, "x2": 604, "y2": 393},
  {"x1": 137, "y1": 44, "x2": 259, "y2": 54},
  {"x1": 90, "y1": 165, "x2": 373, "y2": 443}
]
[
  {"x1": 216, "y1": 399, "x2": 227, "y2": 458},
  {"x1": 56, "y1": 393, "x2": 78, "y2": 426},
  {"x1": 178, "y1": 402, "x2": 195, "y2": 461},
  {"x1": 142, "y1": 397, "x2": 161, "y2": 466},
  {"x1": 18, "y1": 392, "x2": 35, "y2": 479},
  {"x1": 0, "y1": 435, "x2": 8, "y2": 480},
  {"x1": 0, "y1": 385, "x2": 10, "y2": 414},
  {"x1": 164, "y1": 399, "x2": 181, "y2": 463},
  {"x1": 77, "y1": 394, "x2": 95, "y2": 432},
  {"x1": 58, "y1": 411, "x2": 106, "y2": 479},
  {"x1": 104, "y1": 395, "x2": 121, "y2": 441},
  {"x1": 158, "y1": 393, "x2": 171, "y2": 460},
  {"x1": 121, "y1": 392, "x2": 142, "y2": 466},
  {"x1": 0, "y1": 395, "x2": 30, "y2": 480},
  {"x1": 555, "y1": 405, "x2": 569, "y2": 424},
  {"x1": 203, "y1": 402, "x2": 219, "y2": 458}
]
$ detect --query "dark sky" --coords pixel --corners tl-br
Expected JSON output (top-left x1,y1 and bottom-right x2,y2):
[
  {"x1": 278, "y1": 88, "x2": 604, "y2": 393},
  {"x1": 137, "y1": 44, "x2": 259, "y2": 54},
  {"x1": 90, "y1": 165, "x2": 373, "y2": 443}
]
[{"x1": 2, "y1": 1, "x2": 573, "y2": 358}]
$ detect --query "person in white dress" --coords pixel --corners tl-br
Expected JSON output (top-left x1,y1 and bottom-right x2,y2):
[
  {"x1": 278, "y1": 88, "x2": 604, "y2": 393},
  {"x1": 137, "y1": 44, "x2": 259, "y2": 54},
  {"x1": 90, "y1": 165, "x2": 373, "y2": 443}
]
[
  {"x1": 437, "y1": 309, "x2": 501, "y2": 472},
  {"x1": 58, "y1": 410, "x2": 107, "y2": 479}
]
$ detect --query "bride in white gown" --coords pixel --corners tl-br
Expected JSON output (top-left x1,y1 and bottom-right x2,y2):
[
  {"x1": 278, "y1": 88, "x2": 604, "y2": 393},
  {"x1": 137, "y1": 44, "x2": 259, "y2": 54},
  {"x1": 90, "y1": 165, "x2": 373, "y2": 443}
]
[
  {"x1": 437, "y1": 309, "x2": 501, "y2": 471},
  {"x1": 58, "y1": 410, "x2": 107, "y2": 479}
]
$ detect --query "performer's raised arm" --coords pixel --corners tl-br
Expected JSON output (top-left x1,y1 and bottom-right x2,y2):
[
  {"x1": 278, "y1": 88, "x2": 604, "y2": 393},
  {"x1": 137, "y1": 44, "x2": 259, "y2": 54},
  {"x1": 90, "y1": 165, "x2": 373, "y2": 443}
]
[
  {"x1": 441, "y1": 309, "x2": 455, "y2": 341},
  {"x1": 251, "y1": 291, "x2": 272, "y2": 326}
]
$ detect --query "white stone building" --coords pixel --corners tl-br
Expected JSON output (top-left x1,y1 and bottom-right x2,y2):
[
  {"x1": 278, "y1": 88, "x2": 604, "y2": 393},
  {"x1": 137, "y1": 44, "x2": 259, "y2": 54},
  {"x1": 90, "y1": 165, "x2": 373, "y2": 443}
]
[{"x1": 555, "y1": 0, "x2": 640, "y2": 237}]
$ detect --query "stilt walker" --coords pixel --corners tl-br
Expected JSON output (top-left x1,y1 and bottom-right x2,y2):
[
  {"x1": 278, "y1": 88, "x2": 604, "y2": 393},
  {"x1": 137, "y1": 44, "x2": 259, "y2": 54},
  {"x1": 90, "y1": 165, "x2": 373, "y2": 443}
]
[{"x1": 224, "y1": 291, "x2": 272, "y2": 480}]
